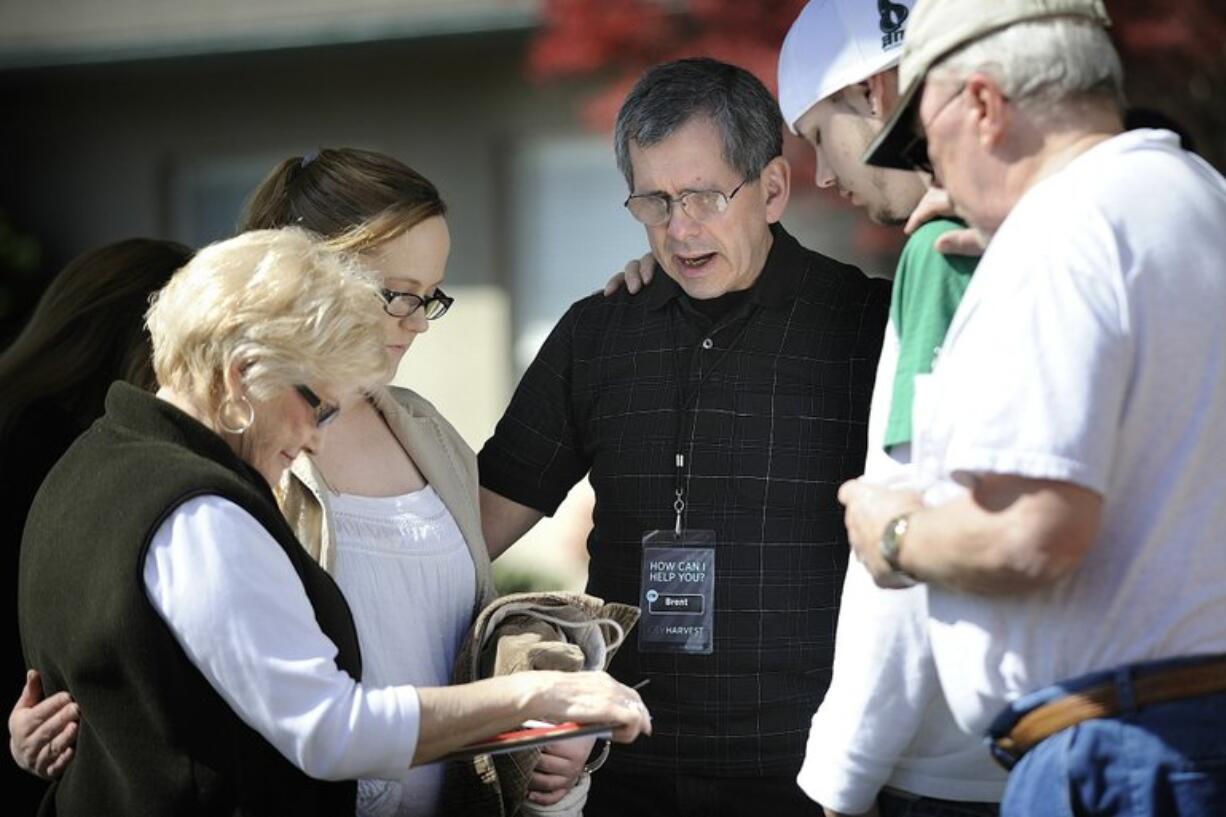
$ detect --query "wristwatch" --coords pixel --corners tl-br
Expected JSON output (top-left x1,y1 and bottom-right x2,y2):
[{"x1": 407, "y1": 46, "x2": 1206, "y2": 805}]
[{"x1": 880, "y1": 513, "x2": 918, "y2": 585}]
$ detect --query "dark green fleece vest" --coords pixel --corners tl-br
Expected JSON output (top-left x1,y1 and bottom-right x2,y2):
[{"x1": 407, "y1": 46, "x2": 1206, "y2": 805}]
[{"x1": 19, "y1": 383, "x2": 361, "y2": 816}]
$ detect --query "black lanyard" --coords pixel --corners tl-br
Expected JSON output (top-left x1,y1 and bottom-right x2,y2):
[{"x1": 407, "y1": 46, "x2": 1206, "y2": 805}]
[{"x1": 669, "y1": 302, "x2": 759, "y2": 534}]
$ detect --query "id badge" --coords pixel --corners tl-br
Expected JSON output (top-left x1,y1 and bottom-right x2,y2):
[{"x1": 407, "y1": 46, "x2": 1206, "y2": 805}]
[{"x1": 638, "y1": 529, "x2": 715, "y2": 655}]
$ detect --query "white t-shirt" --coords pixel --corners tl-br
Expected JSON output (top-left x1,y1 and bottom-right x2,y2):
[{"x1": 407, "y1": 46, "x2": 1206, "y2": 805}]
[
  {"x1": 330, "y1": 486, "x2": 475, "y2": 817},
  {"x1": 799, "y1": 319, "x2": 1004, "y2": 814},
  {"x1": 143, "y1": 495, "x2": 421, "y2": 782},
  {"x1": 913, "y1": 129, "x2": 1226, "y2": 735}
]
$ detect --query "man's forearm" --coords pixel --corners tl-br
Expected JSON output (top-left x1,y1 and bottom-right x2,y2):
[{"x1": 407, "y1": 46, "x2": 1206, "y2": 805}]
[
  {"x1": 898, "y1": 477, "x2": 1102, "y2": 594},
  {"x1": 479, "y1": 487, "x2": 546, "y2": 560},
  {"x1": 840, "y1": 474, "x2": 1102, "y2": 595}
]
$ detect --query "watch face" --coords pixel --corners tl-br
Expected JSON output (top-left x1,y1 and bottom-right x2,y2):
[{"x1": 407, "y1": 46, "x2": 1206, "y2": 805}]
[{"x1": 881, "y1": 514, "x2": 909, "y2": 571}]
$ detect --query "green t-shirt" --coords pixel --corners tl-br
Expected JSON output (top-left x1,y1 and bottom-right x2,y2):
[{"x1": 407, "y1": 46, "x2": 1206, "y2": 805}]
[{"x1": 884, "y1": 218, "x2": 979, "y2": 450}]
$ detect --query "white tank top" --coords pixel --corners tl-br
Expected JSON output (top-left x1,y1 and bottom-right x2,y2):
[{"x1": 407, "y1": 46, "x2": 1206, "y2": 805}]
[{"x1": 330, "y1": 485, "x2": 476, "y2": 817}]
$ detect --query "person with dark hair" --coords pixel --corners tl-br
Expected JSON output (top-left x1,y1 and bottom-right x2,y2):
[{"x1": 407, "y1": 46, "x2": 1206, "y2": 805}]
[
  {"x1": 1, "y1": 238, "x2": 192, "y2": 812},
  {"x1": 478, "y1": 57, "x2": 890, "y2": 817}
]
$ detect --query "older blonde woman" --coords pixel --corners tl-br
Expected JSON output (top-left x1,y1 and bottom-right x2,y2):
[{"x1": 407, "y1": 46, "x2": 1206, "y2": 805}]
[
  {"x1": 17, "y1": 228, "x2": 649, "y2": 816},
  {"x1": 10, "y1": 152, "x2": 626, "y2": 815}
]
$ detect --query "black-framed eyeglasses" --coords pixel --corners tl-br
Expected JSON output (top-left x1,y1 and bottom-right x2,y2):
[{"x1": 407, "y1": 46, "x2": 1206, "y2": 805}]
[
  {"x1": 379, "y1": 287, "x2": 454, "y2": 320},
  {"x1": 624, "y1": 179, "x2": 749, "y2": 227},
  {"x1": 294, "y1": 384, "x2": 340, "y2": 429},
  {"x1": 377, "y1": 285, "x2": 456, "y2": 318},
  {"x1": 900, "y1": 80, "x2": 968, "y2": 175}
]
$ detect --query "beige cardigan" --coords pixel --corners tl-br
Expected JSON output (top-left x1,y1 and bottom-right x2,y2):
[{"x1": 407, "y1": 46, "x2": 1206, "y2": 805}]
[{"x1": 277, "y1": 385, "x2": 496, "y2": 619}]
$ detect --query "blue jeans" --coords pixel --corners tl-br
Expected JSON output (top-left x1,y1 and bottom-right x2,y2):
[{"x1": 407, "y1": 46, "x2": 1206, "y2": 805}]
[{"x1": 987, "y1": 654, "x2": 1226, "y2": 816}]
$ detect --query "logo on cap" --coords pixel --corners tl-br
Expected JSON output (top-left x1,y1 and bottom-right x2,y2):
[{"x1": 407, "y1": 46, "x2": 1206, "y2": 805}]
[{"x1": 878, "y1": 0, "x2": 908, "y2": 50}]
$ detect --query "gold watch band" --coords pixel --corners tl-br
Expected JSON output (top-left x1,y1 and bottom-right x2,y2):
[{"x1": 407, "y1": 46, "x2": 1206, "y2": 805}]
[{"x1": 880, "y1": 512, "x2": 915, "y2": 580}]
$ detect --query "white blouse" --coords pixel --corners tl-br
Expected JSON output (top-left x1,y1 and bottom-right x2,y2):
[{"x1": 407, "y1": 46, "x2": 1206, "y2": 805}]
[
  {"x1": 142, "y1": 495, "x2": 421, "y2": 782},
  {"x1": 330, "y1": 486, "x2": 476, "y2": 817}
]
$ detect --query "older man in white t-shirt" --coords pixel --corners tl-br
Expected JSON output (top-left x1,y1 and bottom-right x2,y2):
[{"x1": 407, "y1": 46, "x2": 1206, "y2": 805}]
[{"x1": 837, "y1": 1, "x2": 1226, "y2": 816}]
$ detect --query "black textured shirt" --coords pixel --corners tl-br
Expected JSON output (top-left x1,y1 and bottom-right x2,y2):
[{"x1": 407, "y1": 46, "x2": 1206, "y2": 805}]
[{"x1": 479, "y1": 223, "x2": 889, "y2": 775}]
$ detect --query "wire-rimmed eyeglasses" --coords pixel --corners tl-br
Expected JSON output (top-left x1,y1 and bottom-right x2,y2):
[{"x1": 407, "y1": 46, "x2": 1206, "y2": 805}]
[
  {"x1": 624, "y1": 179, "x2": 749, "y2": 227},
  {"x1": 379, "y1": 287, "x2": 454, "y2": 320}
]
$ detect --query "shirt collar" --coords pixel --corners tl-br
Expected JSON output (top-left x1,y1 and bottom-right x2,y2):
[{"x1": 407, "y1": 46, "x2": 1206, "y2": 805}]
[{"x1": 640, "y1": 222, "x2": 805, "y2": 312}]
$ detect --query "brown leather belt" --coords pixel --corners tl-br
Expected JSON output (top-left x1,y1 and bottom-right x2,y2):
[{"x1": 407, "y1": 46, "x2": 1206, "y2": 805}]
[{"x1": 993, "y1": 656, "x2": 1226, "y2": 765}]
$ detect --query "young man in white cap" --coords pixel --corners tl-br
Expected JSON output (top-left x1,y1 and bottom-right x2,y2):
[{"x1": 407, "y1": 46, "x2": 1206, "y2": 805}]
[
  {"x1": 841, "y1": 1, "x2": 1226, "y2": 815},
  {"x1": 776, "y1": 2, "x2": 1002, "y2": 816}
]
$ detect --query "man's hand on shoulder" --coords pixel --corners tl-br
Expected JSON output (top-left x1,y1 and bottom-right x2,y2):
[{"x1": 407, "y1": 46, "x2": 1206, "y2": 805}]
[
  {"x1": 905, "y1": 187, "x2": 989, "y2": 257},
  {"x1": 602, "y1": 252, "x2": 657, "y2": 296}
]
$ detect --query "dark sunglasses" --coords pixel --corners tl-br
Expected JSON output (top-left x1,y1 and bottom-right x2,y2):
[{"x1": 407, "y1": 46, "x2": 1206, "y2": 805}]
[
  {"x1": 899, "y1": 80, "x2": 968, "y2": 175},
  {"x1": 899, "y1": 132, "x2": 935, "y2": 175},
  {"x1": 294, "y1": 384, "x2": 340, "y2": 429}
]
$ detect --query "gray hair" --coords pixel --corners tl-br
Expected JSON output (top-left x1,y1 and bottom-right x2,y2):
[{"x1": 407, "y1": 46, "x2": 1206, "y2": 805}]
[
  {"x1": 614, "y1": 57, "x2": 784, "y2": 190},
  {"x1": 932, "y1": 17, "x2": 1124, "y2": 125}
]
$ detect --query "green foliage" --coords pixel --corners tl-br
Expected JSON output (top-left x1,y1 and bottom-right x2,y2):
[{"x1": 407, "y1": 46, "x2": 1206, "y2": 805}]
[{"x1": 493, "y1": 561, "x2": 574, "y2": 595}]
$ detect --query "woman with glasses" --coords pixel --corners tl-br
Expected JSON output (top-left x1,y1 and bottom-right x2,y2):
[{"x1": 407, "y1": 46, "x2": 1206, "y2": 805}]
[
  {"x1": 244, "y1": 149, "x2": 630, "y2": 814},
  {"x1": 251, "y1": 150, "x2": 628, "y2": 816},
  {"x1": 16, "y1": 228, "x2": 650, "y2": 816},
  {"x1": 239, "y1": 149, "x2": 500, "y2": 816}
]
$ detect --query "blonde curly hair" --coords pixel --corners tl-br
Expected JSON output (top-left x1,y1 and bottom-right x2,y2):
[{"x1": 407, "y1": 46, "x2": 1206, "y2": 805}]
[{"x1": 146, "y1": 228, "x2": 390, "y2": 416}]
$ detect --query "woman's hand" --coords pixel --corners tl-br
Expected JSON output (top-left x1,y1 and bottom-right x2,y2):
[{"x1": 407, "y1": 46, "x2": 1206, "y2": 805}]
[
  {"x1": 413, "y1": 670, "x2": 650, "y2": 766},
  {"x1": 8, "y1": 670, "x2": 79, "y2": 779},
  {"x1": 523, "y1": 671, "x2": 651, "y2": 744},
  {"x1": 526, "y1": 735, "x2": 597, "y2": 806}
]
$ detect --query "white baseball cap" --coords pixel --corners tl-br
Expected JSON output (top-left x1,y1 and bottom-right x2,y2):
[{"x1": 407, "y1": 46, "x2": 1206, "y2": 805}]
[
  {"x1": 863, "y1": 0, "x2": 1112, "y2": 168},
  {"x1": 778, "y1": 0, "x2": 917, "y2": 134}
]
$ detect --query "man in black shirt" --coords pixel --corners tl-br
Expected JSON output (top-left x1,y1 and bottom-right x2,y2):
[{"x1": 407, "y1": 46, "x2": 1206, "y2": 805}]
[{"x1": 479, "y1": 58, "x2": 889, "y2": 816}]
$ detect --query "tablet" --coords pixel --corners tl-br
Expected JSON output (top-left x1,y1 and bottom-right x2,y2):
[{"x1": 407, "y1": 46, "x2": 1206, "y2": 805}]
[{"x1": 435, "y1": 720, "x2": 615, "y2": 763}]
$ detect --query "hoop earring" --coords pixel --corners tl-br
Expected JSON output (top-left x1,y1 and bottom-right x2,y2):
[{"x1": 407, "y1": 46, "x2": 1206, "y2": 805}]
[{"x1": 218, "y1": 395, "x2": 255, "y2": 435}]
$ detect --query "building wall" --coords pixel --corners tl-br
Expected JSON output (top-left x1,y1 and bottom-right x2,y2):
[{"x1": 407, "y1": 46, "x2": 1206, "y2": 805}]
[
  {"x1": 0, "y1": 0, "x2": 537, "y2": 67},
  {"x1": 4, "y1": 32, "x2": 531, "y2": 277}
]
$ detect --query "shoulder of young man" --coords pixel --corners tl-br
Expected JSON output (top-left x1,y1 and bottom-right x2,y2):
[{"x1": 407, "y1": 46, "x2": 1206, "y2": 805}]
[
  {"x1": 899, "y1": 218, "x2": 977, "y2": 268},
  {"x1": 775, "y1": 234, "x2": 891, "y2": 308}
]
